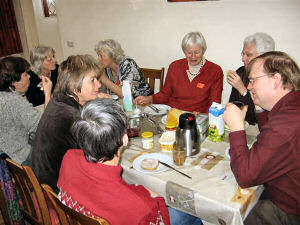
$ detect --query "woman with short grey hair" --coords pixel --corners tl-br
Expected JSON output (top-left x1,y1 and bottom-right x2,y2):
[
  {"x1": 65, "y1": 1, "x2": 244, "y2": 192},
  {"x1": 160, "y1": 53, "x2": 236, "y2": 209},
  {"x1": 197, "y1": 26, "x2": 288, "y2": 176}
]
[
  {"x1": 136, "y1": 31, "x2": 223, "y2": 113},
  {"x1": 181, "y1": 31, "x2": 207, "y2": 54},
  {"x1": 26, "y1": 45, "x2": 59, "y2": 106},
  {"x1": 95, "y1": 39, "x2": 153, "y2": 98},
  {"x1": 227, "y1": 32, "x2": 275, "y2": 125},
  {"x1": 244, "y1": 32, "x2": 275, "y2": 56},
  {"x1": 58, "y1": 98, "x2": 201, "y2": 225}
]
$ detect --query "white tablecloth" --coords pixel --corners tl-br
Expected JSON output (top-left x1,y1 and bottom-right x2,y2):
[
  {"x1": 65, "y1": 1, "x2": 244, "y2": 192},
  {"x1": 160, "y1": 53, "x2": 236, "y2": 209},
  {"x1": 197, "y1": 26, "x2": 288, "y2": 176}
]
[{"x1": 121, "y1": 125, "x2": 264, "y2": 225}]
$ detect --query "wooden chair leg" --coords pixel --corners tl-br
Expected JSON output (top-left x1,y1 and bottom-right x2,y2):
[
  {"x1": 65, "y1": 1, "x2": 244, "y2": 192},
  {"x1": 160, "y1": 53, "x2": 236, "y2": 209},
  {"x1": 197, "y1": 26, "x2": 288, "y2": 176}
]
[{"x1": 0, "y1": 183, "x2": 12, "y2": 225}]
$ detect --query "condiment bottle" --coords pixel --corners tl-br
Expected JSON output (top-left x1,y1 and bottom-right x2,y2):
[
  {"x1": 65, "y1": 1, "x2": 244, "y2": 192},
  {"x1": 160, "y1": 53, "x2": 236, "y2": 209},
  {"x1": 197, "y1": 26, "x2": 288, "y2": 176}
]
[
  {"x1": 141, "y1": 132, "x2": 154, "y2": 150},
  {"x1": 122, "y1": 80, "x2": 134, "y2": 112}
]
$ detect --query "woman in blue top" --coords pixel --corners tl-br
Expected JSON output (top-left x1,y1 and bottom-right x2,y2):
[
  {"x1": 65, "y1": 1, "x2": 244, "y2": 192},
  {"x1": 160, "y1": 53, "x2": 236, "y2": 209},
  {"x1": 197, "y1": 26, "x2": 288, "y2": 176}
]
[{"x1": 95, "y1": 39, "x2": 153, "y2": 98}]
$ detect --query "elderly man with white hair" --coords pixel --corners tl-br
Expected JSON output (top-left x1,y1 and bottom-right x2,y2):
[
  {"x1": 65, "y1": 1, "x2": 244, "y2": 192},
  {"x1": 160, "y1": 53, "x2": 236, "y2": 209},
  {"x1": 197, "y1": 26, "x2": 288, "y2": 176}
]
[
  {"x1": 227, "y1": 32, "x2": 275, "y2": 125},
  {"x1": 223, "y1": 51, "x2": 300, "y2": 225}
]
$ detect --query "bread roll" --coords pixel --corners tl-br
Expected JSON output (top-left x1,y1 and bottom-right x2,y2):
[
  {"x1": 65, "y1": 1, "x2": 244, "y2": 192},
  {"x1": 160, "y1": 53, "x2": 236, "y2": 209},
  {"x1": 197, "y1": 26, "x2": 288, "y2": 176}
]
[
  {"x1": 141, "y1": 158, "x2": 159, "y2": 170},
  {"x1": 166, "y1": 108, "x2": 183, "y2": 127}
]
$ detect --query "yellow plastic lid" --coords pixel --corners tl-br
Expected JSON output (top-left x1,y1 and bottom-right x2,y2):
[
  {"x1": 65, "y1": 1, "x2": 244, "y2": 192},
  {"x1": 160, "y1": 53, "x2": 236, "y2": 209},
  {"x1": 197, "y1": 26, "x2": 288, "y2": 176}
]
[
  {"x1": 141, "y1": 132, "x2": 153, "y2": 138},
  {"x1": 166, "y1": 121, "x2": 177, "y2": 129}
]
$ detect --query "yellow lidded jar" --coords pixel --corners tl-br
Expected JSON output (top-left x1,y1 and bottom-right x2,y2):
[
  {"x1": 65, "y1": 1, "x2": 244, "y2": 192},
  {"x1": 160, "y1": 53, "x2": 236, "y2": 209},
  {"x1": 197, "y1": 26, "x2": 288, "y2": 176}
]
[{"x1": 141, "y1": 132, "x2": 154, "y2": 149}]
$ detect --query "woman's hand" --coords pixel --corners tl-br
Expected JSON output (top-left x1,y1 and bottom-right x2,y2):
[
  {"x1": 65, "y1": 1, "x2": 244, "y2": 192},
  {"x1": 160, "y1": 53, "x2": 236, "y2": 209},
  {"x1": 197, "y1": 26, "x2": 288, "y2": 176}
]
[
  {"x1": 98, "y1": 70, "x2": 123, "y2": 97},
  {"x1": 223, "y1": 103, "x2": 248, "y2": 132},
  {"x1": 227, "y1": 70, "x2": 247, "y2": 95},
  {"x1": 41, "y1": 76, "x2": 53, "y2": 107},
  {"x1": 97, "y1": 92, "x2": 112, "y2": 99},
  {"x1": 41, "y1": 76, "x2": 52, "y2": 94},
  {"x1": 135, "y1": 95, "x2": 153, "y2": 105}
]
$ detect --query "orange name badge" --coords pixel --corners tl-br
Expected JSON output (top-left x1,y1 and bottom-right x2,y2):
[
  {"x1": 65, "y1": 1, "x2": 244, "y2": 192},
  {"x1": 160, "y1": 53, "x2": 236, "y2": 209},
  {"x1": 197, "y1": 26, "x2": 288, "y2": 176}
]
[{"x1": 197, "y1": 82, "x2": 205, "y2": 89}]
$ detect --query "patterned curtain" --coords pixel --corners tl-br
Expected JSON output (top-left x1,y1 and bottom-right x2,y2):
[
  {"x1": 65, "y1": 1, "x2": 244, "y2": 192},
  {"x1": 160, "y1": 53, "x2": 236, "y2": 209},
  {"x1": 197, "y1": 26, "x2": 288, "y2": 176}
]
[
  {"x1": 0, "y1": 0, "x2": 23, "y2": 57},
  {"x1": 42, "y1": 0, "x2": 50, "y2": 17}
]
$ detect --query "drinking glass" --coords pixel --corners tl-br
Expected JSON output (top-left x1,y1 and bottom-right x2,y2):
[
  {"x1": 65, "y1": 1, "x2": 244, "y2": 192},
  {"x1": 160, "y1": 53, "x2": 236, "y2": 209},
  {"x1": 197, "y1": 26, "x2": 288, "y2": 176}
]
[{"x1": 173, "y1": 149, "x2": 186, "y2": 166}]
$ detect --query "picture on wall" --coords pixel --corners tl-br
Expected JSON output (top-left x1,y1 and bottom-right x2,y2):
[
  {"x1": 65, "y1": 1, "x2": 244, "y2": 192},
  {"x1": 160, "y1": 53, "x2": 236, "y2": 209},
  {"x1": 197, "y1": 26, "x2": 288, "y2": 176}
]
[{"x1": 168, "y1": 0, "x2": 218, "y2": 2}]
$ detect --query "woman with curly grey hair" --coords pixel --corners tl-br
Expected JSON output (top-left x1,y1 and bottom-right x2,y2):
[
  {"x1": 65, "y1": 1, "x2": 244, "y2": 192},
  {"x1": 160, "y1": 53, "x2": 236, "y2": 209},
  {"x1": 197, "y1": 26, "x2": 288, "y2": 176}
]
[
  {"x1": 26, "y1": 45, "x2": 59, "y2": 106},
  {"x1": 95, "y1": 39, "x2": 153, "y2": 98}
]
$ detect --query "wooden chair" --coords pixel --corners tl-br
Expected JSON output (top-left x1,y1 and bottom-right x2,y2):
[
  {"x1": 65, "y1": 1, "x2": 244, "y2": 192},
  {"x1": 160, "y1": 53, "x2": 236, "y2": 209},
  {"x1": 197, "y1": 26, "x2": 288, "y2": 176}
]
[
  {"x1": 0, "y1": 182, "x2": 12, "y2": 225},
  {"x1": 140, "y1": 67, "x2": 165, "y2": 92},
  {"x1": 5, "y1": 158, "x2": 51, "y2": 225},
  {"x1": 42, "y1": 184, "x2": 110, "y2": 225}
]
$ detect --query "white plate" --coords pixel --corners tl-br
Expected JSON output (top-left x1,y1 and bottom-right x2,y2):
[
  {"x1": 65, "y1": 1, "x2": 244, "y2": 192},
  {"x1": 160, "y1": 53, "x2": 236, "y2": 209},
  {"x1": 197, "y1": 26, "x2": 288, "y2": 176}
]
[
  {"x1": 144, "y1": 104, "x2": 171, "y2": 116},
  {"x1": 161, "y1": 115, "x2": 167, "y2": 124},
  {"x1": 132, "y1": 153, "x2": 173, "y2": 174},
  {"x1": 111, "y1": 94, "x2": 119, "y2": 101}
]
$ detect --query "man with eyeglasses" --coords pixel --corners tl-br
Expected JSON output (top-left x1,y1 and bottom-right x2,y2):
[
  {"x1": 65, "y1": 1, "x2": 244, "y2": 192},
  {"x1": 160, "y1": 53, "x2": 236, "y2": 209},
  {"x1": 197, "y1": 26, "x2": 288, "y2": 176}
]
[
  {"x1": 223, "y1": 51, "x2": 300, "y2": 225},
  {"x1": 227, "y1": 32, "x2": 275, "y2": 125}
]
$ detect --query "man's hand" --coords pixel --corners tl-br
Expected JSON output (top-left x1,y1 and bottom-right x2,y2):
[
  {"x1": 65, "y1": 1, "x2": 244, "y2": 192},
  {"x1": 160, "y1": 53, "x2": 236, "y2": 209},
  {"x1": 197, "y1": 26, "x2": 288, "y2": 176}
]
[
  {"x1": 227, "y1": 70, "x2": 247, "y2": 95},
  {"x1": 135, "y1": 95, "x2": 153, "y2": 105},
  {"x1": 223, "y1": 103, "x2": 248, "y2": 132}
]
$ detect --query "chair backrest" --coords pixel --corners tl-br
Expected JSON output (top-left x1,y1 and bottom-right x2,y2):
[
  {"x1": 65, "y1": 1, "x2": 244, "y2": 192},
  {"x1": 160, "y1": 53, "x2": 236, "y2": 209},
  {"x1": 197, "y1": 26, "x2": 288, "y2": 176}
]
[
  {"x1": 140, "y1": 67, "x2": 165, "y2": 92},
  {"x1": 42, "y1": 184, "x2": 110, "y2": 225},
  {"x1": 0, "y1": 182, "x2": 12, "y2": 225},
  {"x1": 5, "y1": 158, "x2": 51, "y2": 225}
]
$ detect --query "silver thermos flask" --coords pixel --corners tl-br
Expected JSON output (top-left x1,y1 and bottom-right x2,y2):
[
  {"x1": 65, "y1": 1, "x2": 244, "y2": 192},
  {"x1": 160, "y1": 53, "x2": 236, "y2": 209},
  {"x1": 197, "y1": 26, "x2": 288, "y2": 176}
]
[{"x1": 176, "y1": 113, "x2": 201, "y2": 156}]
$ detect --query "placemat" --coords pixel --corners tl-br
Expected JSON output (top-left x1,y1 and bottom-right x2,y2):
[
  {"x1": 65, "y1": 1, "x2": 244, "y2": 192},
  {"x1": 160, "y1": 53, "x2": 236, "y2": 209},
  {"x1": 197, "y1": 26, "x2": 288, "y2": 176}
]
[
  {"x1": 191, "y1": 151, "x2": 224, "y2": 170},
  {"x1": 166, "y1": 181, "x2": 196, "y2": 215}
]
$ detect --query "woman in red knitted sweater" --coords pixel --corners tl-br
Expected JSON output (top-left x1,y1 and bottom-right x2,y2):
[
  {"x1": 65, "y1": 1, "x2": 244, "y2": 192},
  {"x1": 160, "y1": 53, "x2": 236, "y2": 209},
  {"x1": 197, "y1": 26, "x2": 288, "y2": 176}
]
[
  {"x1": 135, "y1": 31, "x2": 223, "y2": 113},
  {"x1": 57, "y1": 98, "x2": 170, "y2": 224}
]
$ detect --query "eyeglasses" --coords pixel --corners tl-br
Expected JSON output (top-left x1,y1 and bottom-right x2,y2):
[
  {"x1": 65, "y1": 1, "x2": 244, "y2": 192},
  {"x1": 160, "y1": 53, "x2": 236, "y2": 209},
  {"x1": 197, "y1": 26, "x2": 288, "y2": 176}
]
[
  {"x1": 241, "y1": 52, "x2": 254, "y2": 58},
  {"x1": 248, "y1": 73, "x2": 274, "y2": 84}
]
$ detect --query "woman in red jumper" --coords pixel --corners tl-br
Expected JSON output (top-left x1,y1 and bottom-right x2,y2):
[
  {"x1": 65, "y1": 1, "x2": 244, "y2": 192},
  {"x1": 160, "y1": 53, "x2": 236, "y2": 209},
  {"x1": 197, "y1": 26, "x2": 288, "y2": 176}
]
[
  {"x1": 57, "y1": 98, "x2": 170, "y2": 224},
  {"x1": 135, "y1": 31, "x2": 223, "y2": 113}
]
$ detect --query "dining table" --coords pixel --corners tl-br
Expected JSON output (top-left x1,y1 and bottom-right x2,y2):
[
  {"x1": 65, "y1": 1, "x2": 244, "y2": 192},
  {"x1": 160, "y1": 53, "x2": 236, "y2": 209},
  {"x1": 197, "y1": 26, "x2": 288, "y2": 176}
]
[{"x1": 120, "y1": 107, "x2": 264, "y2": 225}]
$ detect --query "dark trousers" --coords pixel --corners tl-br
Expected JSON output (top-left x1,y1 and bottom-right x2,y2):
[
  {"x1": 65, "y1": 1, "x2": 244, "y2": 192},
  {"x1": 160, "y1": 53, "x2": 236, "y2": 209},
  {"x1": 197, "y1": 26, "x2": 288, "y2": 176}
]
[{"x1": 244, "y1": 200, "x2": 300, "y2": 225}]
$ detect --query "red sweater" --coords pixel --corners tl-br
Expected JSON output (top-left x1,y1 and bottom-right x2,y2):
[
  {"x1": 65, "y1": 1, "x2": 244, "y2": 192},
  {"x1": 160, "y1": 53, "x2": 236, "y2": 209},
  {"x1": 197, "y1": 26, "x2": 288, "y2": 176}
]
[
  {"x1": 57, "y1": 150, "x2": 170, "y2": 225},
  {"x1": 152, "y1": 58, "x2": 223, "y2": 113},
  {"x1": 229, "y1": 91, "x2": 300, "y2": 216}
]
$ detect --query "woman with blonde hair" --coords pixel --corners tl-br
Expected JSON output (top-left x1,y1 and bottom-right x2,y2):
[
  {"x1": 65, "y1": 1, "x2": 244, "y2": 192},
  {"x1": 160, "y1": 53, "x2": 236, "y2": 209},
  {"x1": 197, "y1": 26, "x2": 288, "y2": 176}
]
[
  {"x1": 32, "y1": 55, "x2": 106, "y2": 192},
  {"x1": 26, "y1": 45, "x2": 58, "y2": 106}
]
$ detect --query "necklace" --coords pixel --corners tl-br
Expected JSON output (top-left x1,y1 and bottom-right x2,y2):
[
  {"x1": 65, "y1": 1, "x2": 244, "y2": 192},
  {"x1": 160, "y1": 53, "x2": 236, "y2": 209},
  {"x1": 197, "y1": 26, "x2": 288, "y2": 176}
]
[{"x1": 187, "y1": 70, "x2": 200, "y2": 76}]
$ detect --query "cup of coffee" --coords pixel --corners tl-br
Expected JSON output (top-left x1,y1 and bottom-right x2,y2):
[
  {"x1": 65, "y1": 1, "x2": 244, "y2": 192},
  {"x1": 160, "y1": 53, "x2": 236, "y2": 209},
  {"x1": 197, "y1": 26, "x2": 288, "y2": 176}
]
[{"x1": 173, "y1": 148, "x2": 186, "y2": 166}]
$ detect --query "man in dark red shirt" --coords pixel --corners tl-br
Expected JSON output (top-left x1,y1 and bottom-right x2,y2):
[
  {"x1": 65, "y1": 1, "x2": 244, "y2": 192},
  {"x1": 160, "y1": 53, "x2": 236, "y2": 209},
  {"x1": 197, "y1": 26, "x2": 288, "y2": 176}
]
[{"x1": 223, "y1": 51, "x2": 300, "y2": 225}]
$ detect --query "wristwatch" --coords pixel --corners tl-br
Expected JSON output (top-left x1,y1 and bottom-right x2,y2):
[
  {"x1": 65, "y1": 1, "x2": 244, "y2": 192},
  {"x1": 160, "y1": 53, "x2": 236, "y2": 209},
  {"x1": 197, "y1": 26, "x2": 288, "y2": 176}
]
[
  {"x1": 255, "y1": 108, "x2": 265, "y2": 113},
  {"x1": 241, "y1": 91, "x2": 248, "y2": 97}
]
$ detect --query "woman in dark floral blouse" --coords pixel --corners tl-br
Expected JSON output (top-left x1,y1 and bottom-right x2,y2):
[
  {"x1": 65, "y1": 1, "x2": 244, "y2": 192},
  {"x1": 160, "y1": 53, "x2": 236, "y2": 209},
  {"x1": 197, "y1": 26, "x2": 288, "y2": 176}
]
[{"x1": 95, "y1": 39, "x2": 153, "y2": 98}]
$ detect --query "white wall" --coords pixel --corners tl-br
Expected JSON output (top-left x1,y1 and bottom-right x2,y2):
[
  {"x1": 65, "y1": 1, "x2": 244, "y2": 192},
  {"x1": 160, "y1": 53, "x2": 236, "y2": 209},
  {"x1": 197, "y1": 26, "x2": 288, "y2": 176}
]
[
  {"x1": 31, "y1": 0, "x2": 63, "y2": 62},
  {"x1": 12, "y1": 0, "x2": 38, "y2": 60},
  {"x1": 12, "y1": 0, "x2": 63, "y2": 63},
  {"x1": 55, "y1": 0, "x2": 300, "y2": 103}
]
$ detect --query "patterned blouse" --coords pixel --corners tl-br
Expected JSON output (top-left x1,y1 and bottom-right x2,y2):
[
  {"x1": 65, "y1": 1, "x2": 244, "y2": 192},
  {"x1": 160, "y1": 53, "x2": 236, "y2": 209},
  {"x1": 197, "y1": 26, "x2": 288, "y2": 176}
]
[{"x1": 105, "y1": 57, "x2": 153, "y2": 98}]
